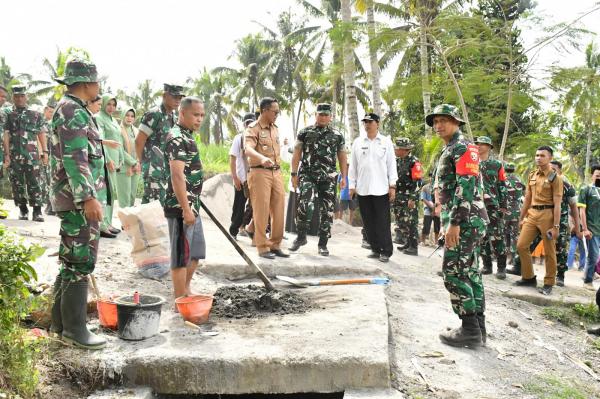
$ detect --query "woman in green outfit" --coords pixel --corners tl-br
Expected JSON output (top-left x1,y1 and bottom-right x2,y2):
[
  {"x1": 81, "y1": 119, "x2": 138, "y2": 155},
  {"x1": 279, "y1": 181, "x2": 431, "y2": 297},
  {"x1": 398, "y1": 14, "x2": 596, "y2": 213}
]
[
  {"x1": 116, "y1": 107, "x2": 140, "y2": 208},
  {"x1": 96, "y1": 94, "x2": 122, "y2": 238}
]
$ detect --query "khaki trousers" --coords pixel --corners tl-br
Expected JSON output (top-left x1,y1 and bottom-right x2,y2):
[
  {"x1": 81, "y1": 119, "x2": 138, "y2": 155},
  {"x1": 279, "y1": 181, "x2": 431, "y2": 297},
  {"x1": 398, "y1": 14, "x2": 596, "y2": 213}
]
[
  {"x1": 248, "y1": 168, "x2": 285, "y2": 253},
  {"x1": 517, "y1": 208, "x2": 556, "y2": 286}
]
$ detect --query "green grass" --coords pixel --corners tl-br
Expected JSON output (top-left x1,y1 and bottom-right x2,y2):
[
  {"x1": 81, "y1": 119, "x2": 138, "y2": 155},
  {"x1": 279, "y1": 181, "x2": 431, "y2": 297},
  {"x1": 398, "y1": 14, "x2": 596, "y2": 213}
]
[
  {"x1": 541, "y1": 302, "x2": 600, "y2": 328},
  {"x1": 541, "y1": 306, "x2": 575, "y2": 327},
  {"x1": 524, "y1": 376, "x2": 590, "y2": 399},
  {"x1": 573, "y1": 302, "x2": 600, "y2": 323}
]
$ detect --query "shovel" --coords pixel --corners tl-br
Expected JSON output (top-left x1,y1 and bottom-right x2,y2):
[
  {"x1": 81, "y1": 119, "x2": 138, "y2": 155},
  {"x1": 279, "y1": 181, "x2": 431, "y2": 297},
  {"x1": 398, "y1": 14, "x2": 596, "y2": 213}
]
[
  {"x1": 151, "y1": 146, "x2": 275, "y2": 292},
  {"x1": 276, "y1": 275, "x2": 389, "y2": 288}
]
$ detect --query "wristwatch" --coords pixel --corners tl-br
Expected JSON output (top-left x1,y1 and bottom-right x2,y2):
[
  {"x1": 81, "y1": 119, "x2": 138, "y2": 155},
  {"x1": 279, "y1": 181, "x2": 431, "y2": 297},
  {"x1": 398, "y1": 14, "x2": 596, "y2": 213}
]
[{"x1": 291, "y1": 172, "x2": 297, "y2": 176}]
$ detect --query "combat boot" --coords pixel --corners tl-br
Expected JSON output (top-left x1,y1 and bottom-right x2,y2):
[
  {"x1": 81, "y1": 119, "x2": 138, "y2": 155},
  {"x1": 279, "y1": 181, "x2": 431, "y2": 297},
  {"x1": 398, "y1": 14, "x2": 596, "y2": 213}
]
[
  {"x1": 403, "y1": 238, "x2": 418, "y2": 256},
  {"x1": 439, "y1": 314, "x2": 482, "y2": 349},
  {"x1": 45, "y1": 203, "x2": 56, "y2": 216},
  {"x1": 495, "y1": 255, "x2": 507, "y2": 280},
  {"x1": 481, "y1": 257, "x2": 493, "y2": 275},
  {"x1": 49, "y1": 274, "x2": 63, "y2": 336},
  {"x1": 476, "y1": 313, "x2": 487, "y2": 346},
  {"x1": 60, "y1": 278, "x2": 106, "y2": 350},
  {"x1": 32, "y1": 206, "x2": 44, "y2": 222},
  {"x1": 18, "y1": 204, "x2": 29, "y2": 220},
  {"x1": 289, "y1": 234, "x2": 307, "y2": 252},
  {"x1": 317, "y1": 237, "x2": 329, "y2": 256},
  {"x1": 393, "y1": 230, "x2": 403, "y2": 245},
  {"x1": 506, "y1": 263, "x2": 521, "y2": 276},
  {"x1": 556, "y1": 272, "x2": 565, "y2": 287}
]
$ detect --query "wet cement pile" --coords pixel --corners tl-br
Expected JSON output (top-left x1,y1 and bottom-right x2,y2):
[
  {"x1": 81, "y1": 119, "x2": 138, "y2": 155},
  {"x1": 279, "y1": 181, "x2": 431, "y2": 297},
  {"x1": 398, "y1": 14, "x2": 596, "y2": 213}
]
[{"x1": 211, "y1": 285, "x2": 311, "y2": 319}]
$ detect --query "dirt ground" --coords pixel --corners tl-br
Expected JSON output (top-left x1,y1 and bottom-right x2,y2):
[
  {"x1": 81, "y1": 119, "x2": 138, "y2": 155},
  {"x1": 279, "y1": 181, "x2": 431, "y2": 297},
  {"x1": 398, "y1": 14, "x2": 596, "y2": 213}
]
[{"x1": 3, "y1": 174, "x2": 600, "y2": 398}]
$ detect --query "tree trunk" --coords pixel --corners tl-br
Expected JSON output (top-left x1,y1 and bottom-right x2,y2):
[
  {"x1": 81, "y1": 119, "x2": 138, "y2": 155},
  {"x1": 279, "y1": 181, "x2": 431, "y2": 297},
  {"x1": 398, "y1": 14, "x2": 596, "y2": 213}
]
[
  {"x1": 585, "y1": 118, "x2": 593, "y2": 181},
  {"x1": 341, "y1": 0, "x2": 360, "y2": 139},
  {"x1": 295, "y1": 99, "x2": 304, "y2": 139},
  {"x1": 419, "y1": 19, "x2": 432, "y2": 138},
  {"x1": 366, "y1": 3, "x2": 382, "y2": 116},
  {"x1": 332, "y1": 79, "x2": 338, "y2": 121},
  {"x1": 498, "y1": 77, "x2": 513, "y2": 161}
]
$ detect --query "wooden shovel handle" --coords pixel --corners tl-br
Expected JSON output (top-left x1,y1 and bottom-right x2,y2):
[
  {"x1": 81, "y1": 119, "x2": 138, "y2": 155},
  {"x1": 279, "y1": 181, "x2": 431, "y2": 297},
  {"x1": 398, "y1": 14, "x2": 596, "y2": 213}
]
[{"x1": 318, "y1": 279, "x2": 372, "y2": 285}]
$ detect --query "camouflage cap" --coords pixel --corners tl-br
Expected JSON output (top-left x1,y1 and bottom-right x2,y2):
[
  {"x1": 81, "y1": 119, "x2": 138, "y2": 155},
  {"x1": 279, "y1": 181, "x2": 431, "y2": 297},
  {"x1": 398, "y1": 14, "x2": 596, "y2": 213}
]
[
  {"x1": 55, "y1": 58, "x2": 98, "y2": 86},
  {"x1": 11, "y1": 85, "x2": 27, "y2": 95},
  {"x1": 395, "y1": 137, "x2": 414, "y2": 149},
  {"x1": 316, "y1": 103, "x2": 332, "y2": 115},
  {"x1": 164, "y1": 84, "x2": 185, "y2": 97},
  {"x1": 474, "y1": 136, "x2": 493, "y2": 148},
  {"x1": 425, "y1": 104, "x2": 465, "y2": 127},
  {"x1": 504, "y1": 162, "x2": 516, "y2": 172}
]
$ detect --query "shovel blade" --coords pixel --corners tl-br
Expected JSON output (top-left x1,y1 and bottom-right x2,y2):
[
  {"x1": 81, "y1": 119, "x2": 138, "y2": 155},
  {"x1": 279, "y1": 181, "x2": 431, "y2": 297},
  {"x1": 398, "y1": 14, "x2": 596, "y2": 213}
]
[{"x1": 276, "y1": 275, "x2": 308, "y2": 288}]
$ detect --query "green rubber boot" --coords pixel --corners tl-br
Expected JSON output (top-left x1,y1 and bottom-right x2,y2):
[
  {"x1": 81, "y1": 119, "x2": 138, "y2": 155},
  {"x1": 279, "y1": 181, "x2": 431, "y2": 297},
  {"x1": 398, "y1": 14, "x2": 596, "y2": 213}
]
[{"x1": 61, "y1": 279, "x2": 106, "y2": 350}]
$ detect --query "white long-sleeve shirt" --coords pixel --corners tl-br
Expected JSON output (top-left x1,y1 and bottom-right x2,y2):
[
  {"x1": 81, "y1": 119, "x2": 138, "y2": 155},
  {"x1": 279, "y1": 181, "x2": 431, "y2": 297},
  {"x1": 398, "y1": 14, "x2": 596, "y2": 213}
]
[{"x1": 348, "y1": 132, "x2": 398, "y2": 196}]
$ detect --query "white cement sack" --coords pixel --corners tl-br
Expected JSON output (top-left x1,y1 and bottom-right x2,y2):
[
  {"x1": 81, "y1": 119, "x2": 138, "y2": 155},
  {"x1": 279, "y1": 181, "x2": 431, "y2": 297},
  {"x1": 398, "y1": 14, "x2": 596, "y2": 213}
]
[{"x1": 117, "y1": 201, "x2": 170, "y2": 280}]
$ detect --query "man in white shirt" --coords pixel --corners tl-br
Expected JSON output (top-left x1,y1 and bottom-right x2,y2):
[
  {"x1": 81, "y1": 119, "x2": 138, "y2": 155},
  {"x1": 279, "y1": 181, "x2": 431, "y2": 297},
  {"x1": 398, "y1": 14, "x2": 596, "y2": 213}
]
[
  {"x1": 228, "y1": 112, "x2": 255, "y2": 239},
  {"x1": 349, "y1": 113, "x2": 398, "y2": 262}
]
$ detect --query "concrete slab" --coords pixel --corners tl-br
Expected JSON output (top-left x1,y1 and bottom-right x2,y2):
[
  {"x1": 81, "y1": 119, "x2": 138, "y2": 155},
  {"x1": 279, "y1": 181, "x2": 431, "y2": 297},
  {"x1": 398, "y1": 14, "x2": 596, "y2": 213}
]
[
  {"x1": 87, "y1": 387, "x2": 154, "y2": 399},
  {"x1": 78, "y1": 285, "x2": 390, "y2": 395}
]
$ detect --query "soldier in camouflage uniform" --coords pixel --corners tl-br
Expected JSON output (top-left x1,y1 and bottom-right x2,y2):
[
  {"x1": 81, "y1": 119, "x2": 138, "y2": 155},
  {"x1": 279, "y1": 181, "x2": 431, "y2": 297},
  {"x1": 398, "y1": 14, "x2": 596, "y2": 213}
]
[
  {"x1": 42, "y1": 99, "x2": 57, "y2": 215},
  {"x1": 49, "y1": 59, "x2": 108, "y2": 350},
  {"x1": 2, "y1": 85, "x2": 49, "y2": 221},
  {"x1": 393, "y1": 137, "x2": 422, "y2": 256},
  {"x1": 427, "y1": 104, "x2": 489, "y2": 348},
  {"x1": 504, "y1": 163, "x2": 524, "y2": 265},
  {"x1": 507, "y1": 160, "x2": 580, "y2": 287},
  {"x1": 289, "y1": 103, "x2": 347, "y2": 256},
  {"x1": 135, "y1": 84, "x2": 184, "y2": 205},
  {"x1": 474, "y1": 136, "x2": 508, "y2": 279},
  {"x1": 0, "y1": 85, "x2": 9, "y2": 179}
]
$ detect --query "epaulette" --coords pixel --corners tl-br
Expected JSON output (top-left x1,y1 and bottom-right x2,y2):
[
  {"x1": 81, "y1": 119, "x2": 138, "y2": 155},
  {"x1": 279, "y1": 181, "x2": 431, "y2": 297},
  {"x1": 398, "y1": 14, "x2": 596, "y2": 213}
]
[{"x1": 548, "y1": 171, "x2": 557, "y2": 182}]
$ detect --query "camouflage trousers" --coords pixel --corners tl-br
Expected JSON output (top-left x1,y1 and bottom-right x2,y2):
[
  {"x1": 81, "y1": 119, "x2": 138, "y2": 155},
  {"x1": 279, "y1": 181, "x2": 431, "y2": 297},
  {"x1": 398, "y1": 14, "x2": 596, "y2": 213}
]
[
  {"x1": 141, "y1": 161, "x2": 166, "y2": 204},
  {"x1": 40, "y1": 164, "x2": 52, "y2": 206},
  {"x1": 442, "y1": 222, "x2": 485, "y2": 316},
  {"x1": 8, "y1": 162, "x2": 43, "y2": 207},
  {"x1": 57, "y1": 210, "x2": 100, "y2": 282},
  {"x1": 481, "y1": 206, "x2": 506, "y2": 260},
  {"x1": 505, "y1": 219, "x2": 519, "y2": 261},
  {"x1": 296, "y1": 177, "x2": 335, "y2": 239},
  {"x1": 513, "y1": 218, "x2": 569, "y2": 275},
  {"x1": 393, "y1": 196, "x2": 418, "y2": 245}
]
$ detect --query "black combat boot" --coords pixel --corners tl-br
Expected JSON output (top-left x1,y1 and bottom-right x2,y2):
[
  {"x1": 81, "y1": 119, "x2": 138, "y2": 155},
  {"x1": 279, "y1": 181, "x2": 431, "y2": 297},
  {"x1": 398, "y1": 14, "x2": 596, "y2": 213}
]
[
  {"x1": 18, "y1": 204, "x2": 29, "y2": 220},
  {"x1": 45, "y1": 203, "x2": 56, "y2": 216},
  {"x1": 61, "y1": 279, "x2": 106, "y2": 350},
  {"x1": 32, "y1": 206, "x2": 44, "y2": 222},
  {"x1": 439, "y1": 314, "x2": 482, "y2": 348},
  {"x1": 481, "y1": 257, "x2": 493, "y2": 275},
  {"x1": 393, "y1": 229, "x2": 402, "y2": 245},
  {"x1": 289, "y1": 233, "x2": 307, "y2": 252},
  {"x1": 495, "y1": 255, "x2": 507, "y2": 280},
  {"x1": 476, "y1": 313, "x2": 487, "y2": 345},
  {"x1": 317, "y1": 237, "x2": 329, "y2": 256},
  {"x1": 49, "y1": 274, "x2": 63, "y2": 336},
  {"x1": 403, "y1": 237, "x2": 418, "y2": 256}
]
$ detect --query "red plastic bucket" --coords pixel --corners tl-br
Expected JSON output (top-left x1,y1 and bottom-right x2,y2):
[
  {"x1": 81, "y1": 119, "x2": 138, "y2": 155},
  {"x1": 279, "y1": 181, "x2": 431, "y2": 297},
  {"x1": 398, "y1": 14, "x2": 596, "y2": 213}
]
[
  {"x1": 175, "y1": 294, "x2": 214, "y2": 325},
  {"x1": 97, "y1": 298, "x2": 118, "y2": 330}
]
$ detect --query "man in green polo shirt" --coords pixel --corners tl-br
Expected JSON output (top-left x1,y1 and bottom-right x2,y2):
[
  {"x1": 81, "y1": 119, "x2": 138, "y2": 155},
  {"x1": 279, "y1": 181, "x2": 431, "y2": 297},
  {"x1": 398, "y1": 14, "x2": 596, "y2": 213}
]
[{"x1": 579, "y1": 164, "x2": 600, "y2": 289}]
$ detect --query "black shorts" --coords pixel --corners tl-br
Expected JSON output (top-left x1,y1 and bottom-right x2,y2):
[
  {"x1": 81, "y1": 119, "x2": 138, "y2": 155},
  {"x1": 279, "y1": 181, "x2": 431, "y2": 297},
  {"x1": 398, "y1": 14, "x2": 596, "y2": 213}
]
[
  {"x1": 340, "y1": 199, "x2": 358, "y2": 211},
  {"x1": 422, "y1": 214, "x2": 440, "y2": 235},
  {"x1": 167, "y1": 216, "x2": 206, "y2": 269}
]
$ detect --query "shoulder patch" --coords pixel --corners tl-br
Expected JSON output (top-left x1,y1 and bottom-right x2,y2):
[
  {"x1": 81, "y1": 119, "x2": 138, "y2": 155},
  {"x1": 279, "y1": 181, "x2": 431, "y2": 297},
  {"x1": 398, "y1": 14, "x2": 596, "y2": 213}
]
[{"x1": 455, "y1": 144, "x2": 480, "y2": 176}]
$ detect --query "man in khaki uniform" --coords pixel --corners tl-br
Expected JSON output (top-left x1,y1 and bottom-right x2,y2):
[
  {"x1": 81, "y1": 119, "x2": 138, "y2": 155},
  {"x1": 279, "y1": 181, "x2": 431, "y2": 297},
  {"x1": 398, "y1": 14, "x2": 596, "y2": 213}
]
[
  {"x1": 514, "y1": 146, "x2": 563, "y2": 295},
  {"x1": 244, "y1": 97, "x2": 289, "y2": 259}
]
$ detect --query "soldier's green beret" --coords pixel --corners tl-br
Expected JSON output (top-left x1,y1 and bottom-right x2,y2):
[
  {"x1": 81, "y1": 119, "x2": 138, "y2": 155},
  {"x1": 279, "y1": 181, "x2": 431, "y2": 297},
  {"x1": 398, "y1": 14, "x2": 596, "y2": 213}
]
[
  {"x1": 55, "y1": 59, "x2": 98, "y2": 86},
  {"x1": 316, "y1": 103, "x2": 332, "y2": 115},
  {"x1": 505, "y1": 162, "x2": 516, "y2": 172},
  {"x1": 11, "y1": 85, "x2": 27, "y2": 95},
  {"x1": 425, "y1": 104, "x2": 465, "y2": 127},
  {"x1": 474, "y1": 136, "x2": 494, "y2": 148},
  {"x1": 164, "y1": 84, "x2": 185, "y2": 97},
  {"x1": 395, "y1": 137, "x2": 414, "y2": 149}
]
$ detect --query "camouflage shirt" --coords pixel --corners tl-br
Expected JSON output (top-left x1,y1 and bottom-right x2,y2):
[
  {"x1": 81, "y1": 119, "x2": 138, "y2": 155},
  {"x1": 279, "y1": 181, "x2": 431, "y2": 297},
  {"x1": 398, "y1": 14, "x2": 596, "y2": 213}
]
[
  {"x1": 50, "y1": 93, "x2": 110, "y2": 212},
  {"x1": 4, "y1": 106, "x2": 46, "y2": 164},
  {"x1": 297, "y1": 124, "x2": 344, "y2": 181},
  {"x1": 163, "y1": 124, "x2": 204, "y2": 218},
  {"x1": 396, "y1": 154, "x2": 421, "y2": 201},
  {"x1": 436, "y1": 131, "x2": 488, "y2": 228},
  {"x1": 505, "y1": 173, "x2": 524, "y2": 221},
  {"x1": 139, "y1": 103, "x2": 177, "y2": 164},
  {"x1": 561, "y1": 176, "x2": 577, "y2": 224},
  {"x1": 480, "y1": 157, "x2": 507, "y2": 209}
]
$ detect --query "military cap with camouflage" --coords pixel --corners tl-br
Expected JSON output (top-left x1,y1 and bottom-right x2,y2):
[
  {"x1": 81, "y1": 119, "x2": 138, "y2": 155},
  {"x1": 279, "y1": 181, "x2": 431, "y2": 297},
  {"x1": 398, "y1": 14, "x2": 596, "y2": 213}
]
[
  {"x1": 12, "y1": 85, "x2": 27, "y2": 95},
  {"x1": 474, "y1": 136, "x2": 494, "y2": 148},
  {"x1": 395, "y1": 137, "x2": 414, "y2": 149},
  {"x1": 54, "y1": 59, "x2": 98, "y2": 86},
  {"x1": 316, "y1": 103, "x2": 332, "y2": 115},
  {"x1": 163, "y1": 84, "x2": 185, "y2": 97},
  {"x1": 425, "y1": 104, "x2": 465, "y2": 127}
]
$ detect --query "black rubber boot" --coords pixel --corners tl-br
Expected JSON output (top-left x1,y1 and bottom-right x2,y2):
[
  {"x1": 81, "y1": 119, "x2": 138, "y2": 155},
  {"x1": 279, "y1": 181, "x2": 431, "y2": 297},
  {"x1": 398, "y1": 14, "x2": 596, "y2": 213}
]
[
  {"x1": 18, "y1": 204, "x2": 29, "y2": 220},
  {"x1": 476, "y1": 313, "x2": 486, "y2": 346},
  {"x1": 289, "y1": 234, "x2": 307, "y2": 251},
  {"x1": 481, "y1": 257, "x2": 493, "y2": 275},
  {"x1": 556, "y1": 272, "x2": 565, "y2": 287},
  {"x1": 32, "y1": 206, "x2": 44, "y2": 222},
  {"x1": 495, "y1": 255, "x2": 507, "y2": 280},
  {"x1": 49, "y1": 274, "x2": 63, "y2": 336},
  {"x1": 61, "y1": 278, "x2": 106, "y2": 350},
  {"x1": 439, "y1": 314, "x2": 482, "y2": 349},
  {"x1": 403, "y1": 237, "x2": 418, "y2": 256},
  {"x1": 317, "y1": 237, "x2": 329, "y2": 256}
]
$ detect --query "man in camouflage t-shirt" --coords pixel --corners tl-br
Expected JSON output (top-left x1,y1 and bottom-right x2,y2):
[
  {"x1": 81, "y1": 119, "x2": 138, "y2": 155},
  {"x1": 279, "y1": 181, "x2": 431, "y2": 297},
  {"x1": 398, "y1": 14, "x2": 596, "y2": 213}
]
[{"x1": 163, "y1": 97, "x2": 206, "y2": 300}]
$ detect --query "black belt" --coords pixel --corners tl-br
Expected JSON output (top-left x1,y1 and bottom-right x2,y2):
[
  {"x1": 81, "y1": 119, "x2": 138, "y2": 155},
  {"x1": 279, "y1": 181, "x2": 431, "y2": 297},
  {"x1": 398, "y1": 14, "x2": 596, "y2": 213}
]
[
  {"x1": 251, "y1": 165, "x2": 280, "y2": 170},
  {"x1": 531, "y1": 205, "x2": 554, "y2": 210}
]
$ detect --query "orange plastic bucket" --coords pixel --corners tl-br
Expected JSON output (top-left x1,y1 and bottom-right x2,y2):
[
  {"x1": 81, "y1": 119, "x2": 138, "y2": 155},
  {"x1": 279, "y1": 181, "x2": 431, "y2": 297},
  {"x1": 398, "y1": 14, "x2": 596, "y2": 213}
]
[
  {"x1": 175, "y1": 294, "x2": 214, "y2": 325},
  {"x1": 97, "y1": 298, "x2": 118, "y2": 330}
]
